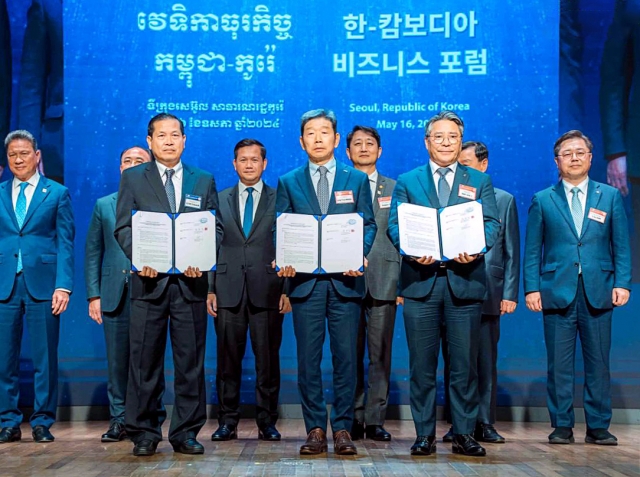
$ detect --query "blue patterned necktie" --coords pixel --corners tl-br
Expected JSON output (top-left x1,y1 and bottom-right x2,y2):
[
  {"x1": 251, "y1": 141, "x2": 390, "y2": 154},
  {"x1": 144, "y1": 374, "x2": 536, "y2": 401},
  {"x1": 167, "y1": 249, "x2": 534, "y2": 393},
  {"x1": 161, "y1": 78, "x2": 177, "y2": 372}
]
[
  {"x1": 437, "y1": 167, "x2": 451, "y2": 207},
  {"x1": 317, "y1": 166, "x2": 329, "y2": 214},
  {"x1": 15, "y1": 182, "x2": 28, "y2": 273},
  {"x1": 570, "y1": 187, "x2": 583, "y2": 235},
  {"x1": 165, "y1": 169, "x2": 176, "y2": 213},
  {"x1": 243, "y1": 186, "x2": 254, "y2": 238}
]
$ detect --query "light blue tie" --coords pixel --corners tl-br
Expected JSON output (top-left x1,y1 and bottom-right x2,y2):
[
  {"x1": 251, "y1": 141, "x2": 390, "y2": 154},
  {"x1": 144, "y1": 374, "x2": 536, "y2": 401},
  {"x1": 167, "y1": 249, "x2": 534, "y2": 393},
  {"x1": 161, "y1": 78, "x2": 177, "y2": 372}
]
[
  {"x1": 570, "y1": 187, "x2": 583, "y2": 235},
  {"x1": 16, "y1": 182, "x2": 28, "y2": 273},
  {"x1": 437, "y1": 167, "x2": 451, "y2": 207},
  {"x1": 165, "y1": 169, "x2": 176, "y2": 213},
  {"x1": 317, "y1": 166, "x2": 329, "y2": 214},
  {"x1": 243, "y1": 186, "x2": 254, "y2": 238}
]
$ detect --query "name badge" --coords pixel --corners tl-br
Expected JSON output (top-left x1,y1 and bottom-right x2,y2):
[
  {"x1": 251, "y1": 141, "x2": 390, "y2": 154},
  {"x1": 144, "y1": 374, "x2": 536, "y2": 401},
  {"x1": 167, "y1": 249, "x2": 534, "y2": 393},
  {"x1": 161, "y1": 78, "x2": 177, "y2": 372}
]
[
  {"x1": 588, "y1": 208, "x2": 607, "y2": 224},
  {"x1": 378, "y1": 196, "x2": 392, "y2": 208},
  {"x1": 334, "y1": 190, "x2": 354, "y2": 204},
  {"x1": 184, "y1": 194, "x2": 202, "y2": 209},
  {"x1": 458, "y1": 184, "x2": 477, "y2": 200}
]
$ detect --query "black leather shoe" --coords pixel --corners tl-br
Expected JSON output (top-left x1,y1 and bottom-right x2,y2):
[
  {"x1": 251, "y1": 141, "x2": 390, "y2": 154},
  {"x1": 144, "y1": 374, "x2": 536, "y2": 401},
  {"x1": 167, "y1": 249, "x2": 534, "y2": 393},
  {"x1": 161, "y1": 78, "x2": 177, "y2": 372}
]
[
  {"x1": 173, "y1": 438, "x2": 204, "y2": 454},
  {"x1": 133, "y1": 439, "x2": 158, "y2": 456},
  {"x1": 366, "y1": 425, "x2": 391, "y2": 441},
  {"x1": 351, "y1": 420, "x2": 365, "y2": 441},
  {"x1": 474, "y1": 423, "x2": 505, "y2": 443},
  {"x1": 410, "y1": 436, "x2": 436, "y2": 455},
  {"x1": 211, "y1": 424, "x2": 237, "y2": 441},
  {"x1": 452, "y1": 434, "x2": 486, "y2": 456},
  {"x1": 585, "y1": 428, "x2": 618, "y2": 446},
  {"x1": 101, "y1": 422, "x2": 127, "y2": 442},
  {"x1": 258, "y1": 424, "x2": 281, "y2": 441},
  {"x1": 32, "y1": 426, "x2": 54, "y2": 443},
  {"x1": 0, "y1": 427, "x2": 21, "y2": 443},
  {"x1": 548, "y1": 427, "x2": 574, "y2": 444},
  {"x1": 442, "y1": 426, "x2": 454, "y2": 443}
]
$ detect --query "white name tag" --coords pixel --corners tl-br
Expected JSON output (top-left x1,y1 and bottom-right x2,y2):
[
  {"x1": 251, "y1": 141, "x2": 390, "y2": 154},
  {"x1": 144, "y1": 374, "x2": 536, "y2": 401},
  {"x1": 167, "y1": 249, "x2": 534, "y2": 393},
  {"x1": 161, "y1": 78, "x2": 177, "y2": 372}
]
[
  {"x1": 184, "y1": 194, "x2": 202, "y2": 209},
  {"x1": 458, "y1": 184, "x2": 477, "y2": 200},
  {"x1": 588, "y1": 208, "x2": 607, "y2": 223},
  {"x1": 378, "y1": 196, "x2": 392, "y2": 208},
  {"x1": 334, "y1": 190, "x2": 355, "y2": 204}
]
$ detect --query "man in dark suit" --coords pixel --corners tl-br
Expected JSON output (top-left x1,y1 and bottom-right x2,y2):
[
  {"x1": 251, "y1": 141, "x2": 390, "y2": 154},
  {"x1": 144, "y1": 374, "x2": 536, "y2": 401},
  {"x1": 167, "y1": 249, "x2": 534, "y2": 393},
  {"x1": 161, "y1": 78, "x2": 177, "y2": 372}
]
[
  {"x1": 18, "y1": 0, "x2": 63, "y2": 184},
  {"x1": 388, "y1": 111, "x2": 500, "y2": 457},
  {"x1": 115, "y1": 113, "x2": 221, "y2": 456},
  {"x1": 345, "y1": 125, "x2": 400, "y2": 442},
  {"x1": 85, "y1": 147, "x2": 157, "y2": 442},
  {"x1": 276, "y1": 109, "x2": 377, "y2": 455},
  {"x1": 0, "y1": 129, "x2": 74, "y2": 443},
  {"x1": 208, "y1": 138, "x2": 290, "y2": 442},
  {"x1": 442, "y1": 141, "x2": 520, "y2": 444},
  {"x1": 0, "y1": 0, "x2": 10, "y2": 175},
  {"x1": 524, "y1": 130, "x2": 631, "y2": 446}
]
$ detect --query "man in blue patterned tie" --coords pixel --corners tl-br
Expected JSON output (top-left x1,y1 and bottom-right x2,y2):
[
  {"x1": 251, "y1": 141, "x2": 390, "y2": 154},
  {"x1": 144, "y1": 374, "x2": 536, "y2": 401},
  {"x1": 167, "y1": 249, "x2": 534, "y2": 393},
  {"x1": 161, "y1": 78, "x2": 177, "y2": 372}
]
[
  {"x1": 0, "y1": 130, "x2": 74, "y2": 444},
  {"x1": 524, "y1": 130, "x2": 631, "y2": 446}
]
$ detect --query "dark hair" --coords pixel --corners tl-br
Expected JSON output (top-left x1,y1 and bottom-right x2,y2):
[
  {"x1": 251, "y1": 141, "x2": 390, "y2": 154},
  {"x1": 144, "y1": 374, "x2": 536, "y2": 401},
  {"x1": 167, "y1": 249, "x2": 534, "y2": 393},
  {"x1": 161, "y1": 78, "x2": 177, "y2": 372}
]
[
  {"x1": 147, "y1": 113, "x2": 185, "y2": 137},
  {"x1": 346, "y1": 125, "x2": 381, "y2": 148},
  {"x1": 119, "y1": 146, "x2": 151, "y2": 163},
  {"x1": 4, "y1": 130, "x2": 37, "y2": 152},
  {"x1": 424, "y1": 111, "x2": 465, "y2": 137},
  {"x1": 553, "y1": 130, "x2": 594, "y2": 156},
  {"x1": 300, "y1": 109, "x2": 338, "y2": 135},
  {"x1": 234, "y1": 138, "x2": 267, "y2": 160},
  {"x1": 461, "y1": 141, "x2": 488, "y2": 161}
]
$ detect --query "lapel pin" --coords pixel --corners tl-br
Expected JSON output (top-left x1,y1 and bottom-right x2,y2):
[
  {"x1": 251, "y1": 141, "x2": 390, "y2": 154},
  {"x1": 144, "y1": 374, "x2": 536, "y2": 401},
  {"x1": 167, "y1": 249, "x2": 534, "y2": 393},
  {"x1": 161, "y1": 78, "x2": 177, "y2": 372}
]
[
  {"x1": 42, "y1": 188, "x2": 47, "y2": 193},
  {"x1": 377, "y1": 190, "x2": 382, "y2": 195}
]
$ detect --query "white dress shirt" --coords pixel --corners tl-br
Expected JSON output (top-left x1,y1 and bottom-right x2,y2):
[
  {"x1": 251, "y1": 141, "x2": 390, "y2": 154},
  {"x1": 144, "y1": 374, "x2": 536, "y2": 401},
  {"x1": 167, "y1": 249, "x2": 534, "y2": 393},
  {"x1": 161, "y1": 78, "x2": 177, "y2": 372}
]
[
  {"x1": 12, "y1": 171, "x2": 40, "y2": 209},
  {"x1": 238, "y1": 180, "x2": 263, "y2": 227},
  {"x1": 156, "y1": 160, "x2": 183, "y2": 211},
  {"x1": 429, "y1": 160, "x2": 458, "y2": 195},
  {"x1": 562, "y1": 177, "x2": 588, "y2": 212}
]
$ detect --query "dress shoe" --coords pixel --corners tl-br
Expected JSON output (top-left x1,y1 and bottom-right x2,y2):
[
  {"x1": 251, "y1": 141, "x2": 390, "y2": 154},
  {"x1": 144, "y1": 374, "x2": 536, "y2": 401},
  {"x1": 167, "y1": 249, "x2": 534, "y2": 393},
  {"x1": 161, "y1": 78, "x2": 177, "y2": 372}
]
[
  {"x1": 333, "y1": 430, "x2": 357, "y2": 455},
  {"x1": 452, "y1": 434, "x2": 486, "y2": 456},
  {"x1": 351, "y1": 420, "x2": 365, "y2": 441},
  {"x1": 172, "y1": 437, "x2": 204, "y2": 454},
  {"x1": 366, "y1": 425, "x2": 391, "y2": 441},
  {"x1": 133, "y1": 439, "x2": 158, "y2": 456},
  {"x1": 299, "y1": 427, "x2": 327, "y2": 455},
  {"x1": 211, "y1": 424, "x2": 237, "y2": 441},
  {"x1": 32, "y1": 426, "x2": 54, "y2": 443},
  {"x1": 258, "y1": 424, "x2": 281, "y2": 441},
  {"x1": 474, "y1": 423, "x2": 506, "y2": 443},
  {"x1": 585, "y1": 428, "x2": 618, "y2": 446},
  {"x1": 442, "y1": 426, "x2": 454, "y2": 443},
  {"x1": 548, "y1": 427, "x2": 574, "y2": 444},
  {"x1": 410, "y1": 435, "x2": 436, "y2": 456},
  {"x1": 101, "y1": 422, "x2": 127, "y2": 442},
  {"x1": 0, "y1": 427, "x2": 21, "y2": 443}
]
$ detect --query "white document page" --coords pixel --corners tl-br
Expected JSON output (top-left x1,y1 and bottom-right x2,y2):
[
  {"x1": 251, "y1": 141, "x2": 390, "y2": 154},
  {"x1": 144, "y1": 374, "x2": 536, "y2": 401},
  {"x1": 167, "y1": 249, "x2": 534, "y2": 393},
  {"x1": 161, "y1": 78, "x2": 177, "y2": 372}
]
[
  {"x1": 397, "y1": 203, "x2": 442, "y2": 260},
  {"x1": 174, "y1": 211, "x2": 217, "y2": 272},
  {"x1": 276, "y1": 213, "x2": 319, "y2": 273},
  {"x1": 131, "y1": 210, "x2": 174, "y2": 273},
  {"x1": 440, "y1": 200, "x2": 486, "y2": 259},
  {"x1": 320, "y1": 213, "x2": 364, "y2": 273}
]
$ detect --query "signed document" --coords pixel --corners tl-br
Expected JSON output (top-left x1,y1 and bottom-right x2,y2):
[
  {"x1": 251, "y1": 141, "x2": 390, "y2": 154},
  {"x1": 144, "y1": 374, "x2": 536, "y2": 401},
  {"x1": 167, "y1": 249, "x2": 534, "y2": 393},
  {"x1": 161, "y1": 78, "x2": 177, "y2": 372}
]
[
  {"x1": 132, "y1": 210, "x2": 217, "y2": 273},
  {"x1": 276, "y1": 212, "x2": 363, "y2": 273},
  {"x1": 397, "y1": 203, "x2": 442, "y2": 260}
]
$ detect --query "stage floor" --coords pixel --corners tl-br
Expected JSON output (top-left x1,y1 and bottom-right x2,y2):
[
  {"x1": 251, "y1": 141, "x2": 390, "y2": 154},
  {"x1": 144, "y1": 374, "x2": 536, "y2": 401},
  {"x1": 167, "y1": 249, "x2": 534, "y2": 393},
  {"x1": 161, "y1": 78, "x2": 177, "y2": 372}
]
[{"x1": 0, "y1": 420, "x2": 638, "y2": 476}]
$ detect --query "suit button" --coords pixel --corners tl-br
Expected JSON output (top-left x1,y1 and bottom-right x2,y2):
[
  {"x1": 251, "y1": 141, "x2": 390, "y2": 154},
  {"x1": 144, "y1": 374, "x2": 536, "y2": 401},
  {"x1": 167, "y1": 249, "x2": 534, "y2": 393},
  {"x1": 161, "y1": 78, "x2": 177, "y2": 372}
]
[
  {"x1": 574, "y1": 263, "x2": 579, "y2": 267},
  {"x1": 19, "y1": 233, "x2": 23, "y2": 237},
  {"x1": 578, "y1": 242, "x2": 582, "y2": 247},
  {"x1": 14, "y1": 253, "x2": 17, "y2": 257},
  {"x1": 122, "y1": 270, "x2": 127, "y2": 274},
  {"x1": 244, "y1": 244, "x2": 248, "y2": 248}
]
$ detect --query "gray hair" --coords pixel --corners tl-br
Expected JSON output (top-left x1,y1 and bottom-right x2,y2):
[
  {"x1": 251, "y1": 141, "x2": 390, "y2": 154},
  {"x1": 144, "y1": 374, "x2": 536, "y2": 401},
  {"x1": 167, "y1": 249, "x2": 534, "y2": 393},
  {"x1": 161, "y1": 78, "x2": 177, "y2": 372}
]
[
  {"x1": 300, "y1": 109, "x2": 338, "y2": 135},
  {"x1": 4, "y1": 130, "x2": 38, "y2": 152},
  {"x1": 424, "y1": 111, "x2": 465, "y2": 137}
]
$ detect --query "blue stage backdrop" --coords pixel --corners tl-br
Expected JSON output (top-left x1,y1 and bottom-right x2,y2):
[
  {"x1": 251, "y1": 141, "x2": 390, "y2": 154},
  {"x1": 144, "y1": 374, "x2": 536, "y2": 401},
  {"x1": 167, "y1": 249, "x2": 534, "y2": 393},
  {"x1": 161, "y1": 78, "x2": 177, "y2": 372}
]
[{"x1": 20, "y1": 0, "x2": 629, "y2": 411}]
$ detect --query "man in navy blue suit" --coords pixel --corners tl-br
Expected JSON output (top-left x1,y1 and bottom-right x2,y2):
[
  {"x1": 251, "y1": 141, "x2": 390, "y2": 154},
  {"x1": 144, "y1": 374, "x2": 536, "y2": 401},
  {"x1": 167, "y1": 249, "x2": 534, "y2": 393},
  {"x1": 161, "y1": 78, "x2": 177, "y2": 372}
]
[
  {"x1": 524, "y1": 130, "x2": 631, "y2": 446},
  {"x1": 275, "y1": 109, "x2": 376, "y2": 455},
  {"x1": 0, "y1": 129, "x2": 74, "y2": 444},
  {"x1": 388, "y1": 111, "x2": 500, "y2": 457}
]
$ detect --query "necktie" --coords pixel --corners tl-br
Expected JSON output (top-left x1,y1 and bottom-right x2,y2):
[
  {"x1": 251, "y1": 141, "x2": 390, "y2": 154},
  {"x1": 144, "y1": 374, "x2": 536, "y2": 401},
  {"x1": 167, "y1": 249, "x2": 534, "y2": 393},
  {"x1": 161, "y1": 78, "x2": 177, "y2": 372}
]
[
  {"x1": 243, "y1": 186, "x2": 254, "y2": 238},
  {"x1": 165, "y1": 169, "x2": 176, "y2": 213},
  {"x1": 570, "y1": 187, "x2": 583, "y2": 235},
  {"x1": 317, "y1": 166, "x2": 329, "y2": 214},
  {"x1": 16, "y1": 182, "x2": 28, "y2": 273},
  {"x1": 437, "y1": 167, "x2": 451, "y2": 207}
]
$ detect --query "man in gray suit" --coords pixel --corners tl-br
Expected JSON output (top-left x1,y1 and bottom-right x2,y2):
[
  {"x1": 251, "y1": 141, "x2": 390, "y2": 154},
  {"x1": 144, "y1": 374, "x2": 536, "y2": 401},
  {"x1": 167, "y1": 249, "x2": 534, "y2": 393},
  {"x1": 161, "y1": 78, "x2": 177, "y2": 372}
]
[
  {"x1": 346, "y1": 126, "x2": 401, "y2": 442},
  {"x1": 85, "y1": 146, "x2": 154, "y2": 442},
  {"x1": 442, "y1": 141, "x2": 520, "y2": 443}
]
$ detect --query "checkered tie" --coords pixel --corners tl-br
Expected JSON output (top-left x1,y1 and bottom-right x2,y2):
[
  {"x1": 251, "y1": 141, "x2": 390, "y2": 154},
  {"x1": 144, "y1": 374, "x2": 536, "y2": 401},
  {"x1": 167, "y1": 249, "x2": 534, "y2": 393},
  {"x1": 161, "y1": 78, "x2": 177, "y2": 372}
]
[
  {"x1": 243, "y1": 186, "x2": 254, "y2": 238},
  {"x1": 317, "y1": 166, "x2": 329, "y2": 214},
  {"x1": 570, "y1": 187, "x2": 583, "y2": 235},
  {"x1": 165, "y1": 169, "x2": 176, "y2": 213},
  {"x1": 437, "y1": 167, "x2": 451, "y2": 207},
  {"x1": 15, "y1": 182, "x2": 28, "y2": 273}
]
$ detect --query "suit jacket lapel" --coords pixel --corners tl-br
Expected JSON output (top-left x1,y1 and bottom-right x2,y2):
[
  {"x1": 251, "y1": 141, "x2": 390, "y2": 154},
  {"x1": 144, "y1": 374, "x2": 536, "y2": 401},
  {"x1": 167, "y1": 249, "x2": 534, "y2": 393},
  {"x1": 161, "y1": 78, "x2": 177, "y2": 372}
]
[
  {"x1": 0, "y1": 181, "x2": 18, "y2": 230},
  {"x1": 294, "y1": 166, "x2": 322, "y2": 214},
  {"x1": 145, "y1": 162, "x2": 172, "y2": 211},
  {"x1": 327, "y1": 164, "x2": 350, "y2": 214},
  {"x1": 22, "y1": 177, "x2": 50, "y2": 229},
  {"x1": 111, "y1": 193, "x2": 118, "y2": 216},
  {"x1": 416, "y1": 165, "x2": 440, "y2": 208},
  {"x1": 248, "y1": 184, "x2": 272, "y2": 239},
  {"x1": 550, "y1": 182, "x2": 579, "y2": 239},
  {"x1": 228, "y1": 185, "x2": 243, "y2": 236},
  {"x1": 581, "y1": 180, "x2": 602, "y2": 237},
  {"x1": 373, "y1": 175, "x2": 383, "y2": 214},
  {"x1": 447, "y1": 166, "x2": 470, "y2": 206},
  {"x1": 179, "y1": 163, "x2": 197, "y2": 213}
]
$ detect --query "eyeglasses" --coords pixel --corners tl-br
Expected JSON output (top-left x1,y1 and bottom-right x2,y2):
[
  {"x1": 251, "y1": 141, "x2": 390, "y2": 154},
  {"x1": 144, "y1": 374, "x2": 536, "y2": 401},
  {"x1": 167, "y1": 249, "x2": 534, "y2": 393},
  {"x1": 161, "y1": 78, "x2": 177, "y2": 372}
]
[
  {"x1": 428, "y1": 134, "x2": 461, "y2": 145},
  {"x1": 557, "y1": 150, "x2": 590, "y2": 160}
]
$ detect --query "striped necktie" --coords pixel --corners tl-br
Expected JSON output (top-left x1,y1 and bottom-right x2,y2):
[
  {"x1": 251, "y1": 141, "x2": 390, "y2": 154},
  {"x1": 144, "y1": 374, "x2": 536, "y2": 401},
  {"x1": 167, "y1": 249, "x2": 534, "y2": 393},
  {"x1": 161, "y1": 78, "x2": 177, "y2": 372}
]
[{"x1": 570, "y1": 187, "x2": 583, "y2": 235}]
